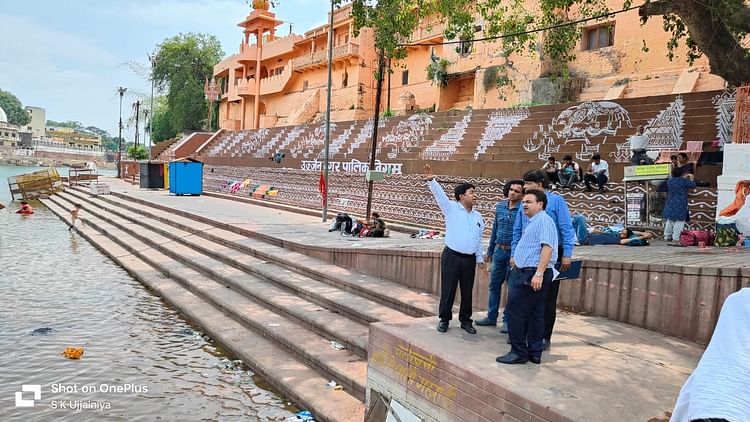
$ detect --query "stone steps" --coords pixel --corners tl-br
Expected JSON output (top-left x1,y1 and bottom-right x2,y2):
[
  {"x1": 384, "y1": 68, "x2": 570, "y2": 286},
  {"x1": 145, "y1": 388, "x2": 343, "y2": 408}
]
[
  {"x1": 64, "y1": 187, "x2": 437, "y2": 319},
  {"x1": 40, "y1": 197, "x2": 366, "y2": 422}
]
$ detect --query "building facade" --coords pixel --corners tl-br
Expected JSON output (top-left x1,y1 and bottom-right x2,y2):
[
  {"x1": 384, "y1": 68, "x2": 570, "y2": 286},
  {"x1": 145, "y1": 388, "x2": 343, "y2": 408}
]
[
  {"x1": 24, "y1": 106, "x2": 46, "y2": 139},
  {"x1": 45, "y1": 126, "x2": 102, "y2": 149},
  {"x1": 214, "y1": 0, "x2": 726, "y2": 131}
]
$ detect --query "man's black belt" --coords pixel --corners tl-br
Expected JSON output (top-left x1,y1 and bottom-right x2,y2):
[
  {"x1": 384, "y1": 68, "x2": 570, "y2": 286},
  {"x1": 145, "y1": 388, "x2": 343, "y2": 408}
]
[{"x1": 445, "y1": 247, "x2": 475, "y2": 258}]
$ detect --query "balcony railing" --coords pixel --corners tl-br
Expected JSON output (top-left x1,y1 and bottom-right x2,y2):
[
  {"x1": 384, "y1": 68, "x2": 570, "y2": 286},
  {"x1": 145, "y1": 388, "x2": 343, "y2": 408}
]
[
  {"x1": 220, "y1": 119, "x2": 241, "y2": 131},
  {"x1": 292, "y1": 43, "x2": 360, "y2": 70},
  {"x1": 260, "y1": 64, "x2": 293, "y2": 95},
  {"x1": 236, "y1": 78, "x2": 256, "y2": 97},
  {"x1": 413, "y1": 22, "x2": 445, "y2": 41}
]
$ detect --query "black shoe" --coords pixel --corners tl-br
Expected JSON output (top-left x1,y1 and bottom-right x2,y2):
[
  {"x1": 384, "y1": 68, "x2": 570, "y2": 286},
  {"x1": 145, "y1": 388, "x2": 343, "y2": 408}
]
[
  {"x1": 496, "y1": 352, "x2": 528, "y2": 364},
  {"x1": 599, "y1": 188, "x2": 606, "y2": 194},
  {"x1": 437, "y1": 320, "x2": 448, "y2": 333},
  {"x1": 542, "y1": 339, "x2": 550, "y2": 351},
  {"x1": 585, "y1": 187, "x2": 592, "y2": 192},
  {"x1": 460, "y1": 323, "x2": 476, "y2": 334},
  {"x1": 475, "y1": 318, "x2": 497, "y2": 326},
  {"x1": 500, "y1": 321, "x2": 509, "y2": 334},
  {"x1": 529, "y1": 356, "x2": 541, "y2": 364}
]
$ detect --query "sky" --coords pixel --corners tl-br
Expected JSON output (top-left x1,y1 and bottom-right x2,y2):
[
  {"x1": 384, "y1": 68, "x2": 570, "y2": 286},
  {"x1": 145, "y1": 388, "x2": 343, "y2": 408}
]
[{"x1": 0, "y1": 0, "x2": 331, "y2": 139}]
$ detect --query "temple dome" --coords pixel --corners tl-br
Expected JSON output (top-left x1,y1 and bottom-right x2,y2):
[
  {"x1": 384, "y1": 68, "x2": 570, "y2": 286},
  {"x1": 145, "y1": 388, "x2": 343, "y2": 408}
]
[{"x1": 0, "y1": 106, "x2": 7, "y2": 124}]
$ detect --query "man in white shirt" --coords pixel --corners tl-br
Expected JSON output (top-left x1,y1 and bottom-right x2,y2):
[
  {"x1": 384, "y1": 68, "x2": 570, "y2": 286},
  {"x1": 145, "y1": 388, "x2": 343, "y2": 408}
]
[
  {"x1": 424, "y1": 164, "x2": 486, "y2": 334},
  {"x1": 583, "y1": 153, "x2": 609, "y2": 193},
  {"x1": 629, "y1": 126, "x2": 651, "y2": 165}
]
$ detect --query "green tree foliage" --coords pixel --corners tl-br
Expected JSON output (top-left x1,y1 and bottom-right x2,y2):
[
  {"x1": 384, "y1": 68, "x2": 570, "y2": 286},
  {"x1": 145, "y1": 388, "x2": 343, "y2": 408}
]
[
  {"x1": 127, "y1": 145, "x2": 149, "y2": 160},
  {"x1": 152, "y1": 33, "x2": 223, "y2": 133},
  {"x1": 352, "y1": 0, "x2": 750, "y2": 87},
  {"x1": 0, "y1": 89, "x2": 31, "y2": 126}
]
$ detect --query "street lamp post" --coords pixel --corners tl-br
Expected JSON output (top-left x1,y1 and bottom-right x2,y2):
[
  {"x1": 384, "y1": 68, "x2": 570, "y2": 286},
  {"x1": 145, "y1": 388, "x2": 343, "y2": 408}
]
[
  {"x1": 322, "y1": 0, "x2": 335, "y2": 222},
  {"x1": 147, "y1": 53, "x2": 156, "y2": 156},
  {"x1": 116, "y1": 86, "x2": 127, "y2": 178}
]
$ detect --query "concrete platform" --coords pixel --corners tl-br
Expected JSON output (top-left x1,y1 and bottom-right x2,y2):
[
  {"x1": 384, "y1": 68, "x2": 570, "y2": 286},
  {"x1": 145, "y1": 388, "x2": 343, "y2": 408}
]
[
  {"x1": 367, "y1": 314, "x2": 703, "y2": 422},
  {"x1": 94, "y1": 177, "x2": 749, "y2": 344}
]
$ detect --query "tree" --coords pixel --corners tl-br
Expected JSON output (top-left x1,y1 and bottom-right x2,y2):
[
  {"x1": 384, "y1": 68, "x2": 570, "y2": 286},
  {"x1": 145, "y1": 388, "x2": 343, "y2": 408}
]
[
  {"x1": 352, "y1": 0, "x2": 750, "y2": 88},
  {"x1": 0, "y1": 89, "x2": 31, "y2": 126},
  {"x1": 152, "y1": 33, "x2": 224, "y2": 133},
  {"x1": 151, "y1": 96, "x2": 177, "y2": 142}
]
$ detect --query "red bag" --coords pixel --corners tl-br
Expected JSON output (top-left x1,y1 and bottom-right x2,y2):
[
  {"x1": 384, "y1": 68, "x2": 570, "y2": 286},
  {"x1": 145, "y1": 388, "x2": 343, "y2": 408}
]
[{"x1": 679, "y1": 230, "x2": 713, "y2": 247}]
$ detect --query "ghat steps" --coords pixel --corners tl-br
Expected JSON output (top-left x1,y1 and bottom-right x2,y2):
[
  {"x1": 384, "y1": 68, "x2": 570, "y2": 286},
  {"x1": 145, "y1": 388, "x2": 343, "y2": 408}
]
[{"x1": 43, "y1": 186, "x2": 443, "y2": 422}]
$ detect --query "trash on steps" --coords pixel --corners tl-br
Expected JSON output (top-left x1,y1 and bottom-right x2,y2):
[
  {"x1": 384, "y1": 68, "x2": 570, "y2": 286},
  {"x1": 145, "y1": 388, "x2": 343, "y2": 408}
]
[
  {"x1": 326, "y1": 380, "x2": 343, "y2": 390},
  {"x1": 330, "y1": 340, "x2": 345, "y2": 350},
  {"x1": 61, "y1": 347, "x2": 84, "y2": 359},
  {"x1": 290, "y1": 410, "x2": 315, "y2": 421}
]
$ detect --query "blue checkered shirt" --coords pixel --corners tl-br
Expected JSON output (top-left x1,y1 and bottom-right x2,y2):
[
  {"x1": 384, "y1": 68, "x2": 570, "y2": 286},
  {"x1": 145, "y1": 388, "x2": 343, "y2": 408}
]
[
  {"x1": 487, "y1": 199, "x2": 518, "y2": 257},
  {"x1": 513, "y1": 211, "x2": 559, "y2": 270}
]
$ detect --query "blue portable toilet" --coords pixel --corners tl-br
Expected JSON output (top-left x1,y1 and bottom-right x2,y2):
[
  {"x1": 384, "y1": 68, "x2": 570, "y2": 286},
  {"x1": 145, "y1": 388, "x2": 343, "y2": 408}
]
[{"x1": 169, "y1": 159, "x2": 203, "y2": 195}]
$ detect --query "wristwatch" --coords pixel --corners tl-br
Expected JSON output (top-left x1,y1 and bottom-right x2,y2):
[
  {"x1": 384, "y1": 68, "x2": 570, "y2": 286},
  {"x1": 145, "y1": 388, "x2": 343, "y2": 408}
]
[{"x1": 534, "y1": 272, "x2": 544, "y2": 277}]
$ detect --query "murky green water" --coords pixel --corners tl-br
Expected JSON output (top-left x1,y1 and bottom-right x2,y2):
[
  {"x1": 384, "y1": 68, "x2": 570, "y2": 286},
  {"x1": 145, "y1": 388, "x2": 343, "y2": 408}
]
[{"x1": 0, "y1": 165, "x2": 299, "y2": 421}]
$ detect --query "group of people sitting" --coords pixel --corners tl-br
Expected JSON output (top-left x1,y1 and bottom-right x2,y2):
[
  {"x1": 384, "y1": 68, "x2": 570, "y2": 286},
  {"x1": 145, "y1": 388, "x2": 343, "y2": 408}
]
[
  {"x1": 328, "y1": 212, "x2": 388, "y2": 238},
  {"x1": 540, "y1": 153, "x2": 609, "y2": 193}
]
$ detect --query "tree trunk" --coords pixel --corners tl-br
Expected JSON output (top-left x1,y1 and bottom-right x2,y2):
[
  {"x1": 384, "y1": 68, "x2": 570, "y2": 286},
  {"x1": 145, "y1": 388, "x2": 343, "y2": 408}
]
[{"x1": 639, "y1": 0, "x2": 750, "y2": 87}]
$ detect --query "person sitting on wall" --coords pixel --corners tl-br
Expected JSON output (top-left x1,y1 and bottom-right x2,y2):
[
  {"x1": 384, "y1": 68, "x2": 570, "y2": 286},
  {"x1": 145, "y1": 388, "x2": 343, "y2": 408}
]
[
  {"x1": 584, "y1": 153, "x2": 609, "y2": 193},
  {"x1": 558, "y1": 155, "x2": 581, "y2": 190},
  {"x1": 541, "y1": 156, "x2": 561, "y2": 187},
  {"x1": 16, "y1": 201, "x2": 34, "y2": 215},
  {"x1": 629, "y1": 126, "x2": 652, "y2": 165}
]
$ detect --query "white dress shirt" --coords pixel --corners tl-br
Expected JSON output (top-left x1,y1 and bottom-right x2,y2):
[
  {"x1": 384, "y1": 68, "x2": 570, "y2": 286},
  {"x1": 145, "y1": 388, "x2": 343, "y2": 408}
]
[
  {"x1": 629, "y1": 134, "x2": 649, "y2": 151},
  {"x1": 427, "y1": 179, "x2": 484, "y2": 262},
  {"x1": 591, "y1": 160, "x2": 609, "y2": 178}
]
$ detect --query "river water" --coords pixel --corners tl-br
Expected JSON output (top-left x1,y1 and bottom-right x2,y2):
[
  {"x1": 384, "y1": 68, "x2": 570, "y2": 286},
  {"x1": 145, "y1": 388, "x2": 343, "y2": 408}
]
[{"x1": 0, "y1": 165, "x2": 299, "y2": 421}]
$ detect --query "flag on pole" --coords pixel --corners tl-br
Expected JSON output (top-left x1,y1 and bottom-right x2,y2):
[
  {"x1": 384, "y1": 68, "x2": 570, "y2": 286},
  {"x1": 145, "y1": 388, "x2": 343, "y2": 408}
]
[{"x1": 318, "y1": 171, "x2": 327, "y2": 204}]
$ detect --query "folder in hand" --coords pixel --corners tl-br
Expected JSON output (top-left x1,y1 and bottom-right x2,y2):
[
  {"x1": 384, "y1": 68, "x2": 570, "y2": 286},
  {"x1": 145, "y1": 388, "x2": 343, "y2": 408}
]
[{"x1": 554, "y1": 260, "x2": 582, "y2": 280}]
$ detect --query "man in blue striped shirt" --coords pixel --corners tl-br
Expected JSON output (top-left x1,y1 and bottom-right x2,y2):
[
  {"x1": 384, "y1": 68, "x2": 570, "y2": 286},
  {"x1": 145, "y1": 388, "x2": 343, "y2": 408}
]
[
  {"x1": 424, "y1": 164, "x2": 486, "y2": 334},
  {"x1": 497, "y1": 190, "x2": 558, "y2": 365},
  {"x1": 511, "y1": 170, "x2": 575, "y2": 350},
  {"x1": 476, "y1": 180, "x2": 524, "y2": 332}
]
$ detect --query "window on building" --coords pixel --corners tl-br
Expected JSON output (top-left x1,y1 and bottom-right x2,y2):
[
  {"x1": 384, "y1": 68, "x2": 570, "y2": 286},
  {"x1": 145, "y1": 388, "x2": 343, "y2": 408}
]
[
  {"x1": 303, "y1": 80, "x2": 309, "y2": 91},
  {"x1": 583, "y1": 24, "x2": 614, "y2": 50},
  {"x1": 402, "y1": 70, "x2": 409, "y2": 86},
  {"x1": 458, "y1": 40, "x2": 472, "y2": 57}
]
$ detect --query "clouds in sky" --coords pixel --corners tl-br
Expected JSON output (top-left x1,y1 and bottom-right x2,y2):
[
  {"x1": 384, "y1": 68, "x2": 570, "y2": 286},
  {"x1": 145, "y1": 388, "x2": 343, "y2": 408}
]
[{"x1": 0, "y1": 0, "x2": 333, "y2": 137}]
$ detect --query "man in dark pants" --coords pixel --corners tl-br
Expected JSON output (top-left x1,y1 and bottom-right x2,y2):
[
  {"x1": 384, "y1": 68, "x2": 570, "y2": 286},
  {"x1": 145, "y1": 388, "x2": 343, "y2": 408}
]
[
  {"x1": 511, "y1": 170, "x2": 575, "y2": 350},
  {"x1": 475, "y1": 179, "x2": 524, "y2": 332},
  {"x1": 497, "y1": 190, "x2": 558, "y2": 364},
  {"x1": 424, "y1": 164, "x2": 486, "y2": 334}
]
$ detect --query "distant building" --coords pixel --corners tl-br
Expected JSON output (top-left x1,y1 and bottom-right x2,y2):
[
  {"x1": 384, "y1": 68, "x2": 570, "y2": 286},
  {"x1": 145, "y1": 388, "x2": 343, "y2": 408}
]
[
  {"x1": 45, "y1": 126, "x2": 102, "y2": 149},
  {"x1": 0, "y1": 106, "x2": 23, "y2": 147},
  {"x1": 24, "y1": 106, "x2": 46, "y2": 139}
]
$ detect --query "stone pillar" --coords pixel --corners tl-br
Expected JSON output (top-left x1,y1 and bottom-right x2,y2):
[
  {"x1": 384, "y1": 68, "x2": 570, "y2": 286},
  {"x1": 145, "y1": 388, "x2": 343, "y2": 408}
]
[
  {"x1": 254, "y1": 29, "x2": 263, "y2": 129},
  {"x1": 716, "y1": 143, "x2": 750, "y2": 225}
]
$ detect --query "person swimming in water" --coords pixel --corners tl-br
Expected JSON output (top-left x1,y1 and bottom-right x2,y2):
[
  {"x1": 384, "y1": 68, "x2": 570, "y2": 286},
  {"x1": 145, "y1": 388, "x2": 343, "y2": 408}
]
[{"x1": 16, "y1": 201, "x2": 34, "y2": 215}]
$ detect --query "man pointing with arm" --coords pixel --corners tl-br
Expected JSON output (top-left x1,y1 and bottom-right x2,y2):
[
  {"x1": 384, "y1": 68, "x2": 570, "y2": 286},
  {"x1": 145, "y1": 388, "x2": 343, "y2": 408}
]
[{"x1": 424, "y1": 164, "x2": 486, "y2": 334}]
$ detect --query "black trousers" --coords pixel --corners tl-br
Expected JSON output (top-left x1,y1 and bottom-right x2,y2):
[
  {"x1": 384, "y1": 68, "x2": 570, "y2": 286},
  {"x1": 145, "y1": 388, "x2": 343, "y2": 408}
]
[
  {"x1": 543, "y1": 246, "x2": 565, "y2": 341},
  {"x1": 439, "y1": 247, "x2": 476, "y2": 324},
  {"x1": 507, "y1": 267, "x2": 552, "y2": 360}
]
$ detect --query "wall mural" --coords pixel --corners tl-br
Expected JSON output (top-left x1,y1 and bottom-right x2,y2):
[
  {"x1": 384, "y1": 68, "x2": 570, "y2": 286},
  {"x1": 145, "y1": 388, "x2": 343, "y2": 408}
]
[
  {"x1": 347, "y1": 119, "x2": 375, "y2": 155},
  {"x1": 290, "y1": 122, "x2": 338, "y2": 159},
  {"x1": 323, "y1": 122, "x2": 356, "y2": 158},
  {"x1": 525, "y1": 101, "x2": 632, "y2": 161},
  {"x1": 240, "y1": 128, "x2": 269, "y2": 155},
  {"x1": 256, "y1": 125, "x2": 306, "y2": 158},
  {"x1": 641, "y1": 95, "x2": 686, "y2": 151},
  {"x1": 378, "y1": 113, "x2": 433, "y2": 159},
  {"x1": 713, "y1": 88, "x2": 737, "y2": 146},
  {"x1": 474, "y1": 107, "x2": 530, "y2": 160},
  {"x1": 204, "y1": 166, "x2": 718, "y2": 233},
  {"x1": 420, "y1": 111, "x2": 472, "y2": 161},
  {"x1": 609, "y1": 96, "x2": 687, "y2": 163}
]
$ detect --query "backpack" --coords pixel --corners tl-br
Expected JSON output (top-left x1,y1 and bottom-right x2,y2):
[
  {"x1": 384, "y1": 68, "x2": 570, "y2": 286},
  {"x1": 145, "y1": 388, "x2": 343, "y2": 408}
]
[
  {"x1": 715, "y1": 223, "x2": 740, "y2": 247},
  {"x1": 679, "y1": 230, "x2": 713, "y2": 247}
]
